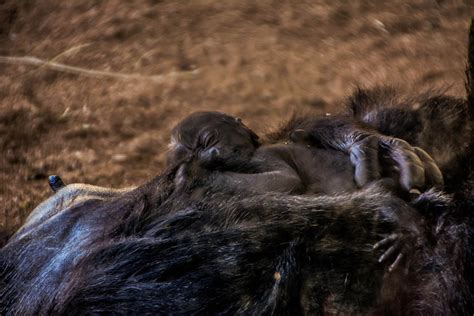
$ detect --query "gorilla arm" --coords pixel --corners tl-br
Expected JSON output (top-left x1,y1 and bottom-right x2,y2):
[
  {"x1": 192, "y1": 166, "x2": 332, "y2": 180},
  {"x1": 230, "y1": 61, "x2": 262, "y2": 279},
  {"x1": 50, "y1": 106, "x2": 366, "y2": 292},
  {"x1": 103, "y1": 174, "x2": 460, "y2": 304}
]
[{"x1": 212, "y1": 150, "x2": 304, "y2": 194}]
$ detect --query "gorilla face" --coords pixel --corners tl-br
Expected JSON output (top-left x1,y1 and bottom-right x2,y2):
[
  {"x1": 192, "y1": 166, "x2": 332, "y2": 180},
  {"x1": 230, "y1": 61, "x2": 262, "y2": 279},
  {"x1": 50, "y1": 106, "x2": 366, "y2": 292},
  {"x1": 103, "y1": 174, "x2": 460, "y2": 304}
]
[{"x1": 167, "y1": 111, "x2": 260, "y2": 170}]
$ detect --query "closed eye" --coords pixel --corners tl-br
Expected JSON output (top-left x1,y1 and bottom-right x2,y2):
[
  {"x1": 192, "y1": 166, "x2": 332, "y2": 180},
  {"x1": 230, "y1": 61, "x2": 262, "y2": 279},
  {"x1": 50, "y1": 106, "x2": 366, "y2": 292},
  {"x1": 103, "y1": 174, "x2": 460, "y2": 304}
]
[{"x1": 200, "y1": 131, "x2": 218, "y2": 148}]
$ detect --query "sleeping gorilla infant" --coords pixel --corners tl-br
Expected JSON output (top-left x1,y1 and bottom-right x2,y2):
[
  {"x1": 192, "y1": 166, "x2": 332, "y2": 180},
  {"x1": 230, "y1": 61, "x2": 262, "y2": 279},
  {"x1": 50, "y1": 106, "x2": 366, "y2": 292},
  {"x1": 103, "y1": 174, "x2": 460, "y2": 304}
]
[{"x1": 168, "y1": 111, "x2": 443, "y2": 198}]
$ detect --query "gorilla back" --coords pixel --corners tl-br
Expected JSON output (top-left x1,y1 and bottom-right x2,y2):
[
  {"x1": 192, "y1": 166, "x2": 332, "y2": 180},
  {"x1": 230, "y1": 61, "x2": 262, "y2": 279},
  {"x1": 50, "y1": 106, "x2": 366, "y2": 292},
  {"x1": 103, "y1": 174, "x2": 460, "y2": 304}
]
[{"x1": 0, "y1": 169, "x2": 429, "y2": 315}]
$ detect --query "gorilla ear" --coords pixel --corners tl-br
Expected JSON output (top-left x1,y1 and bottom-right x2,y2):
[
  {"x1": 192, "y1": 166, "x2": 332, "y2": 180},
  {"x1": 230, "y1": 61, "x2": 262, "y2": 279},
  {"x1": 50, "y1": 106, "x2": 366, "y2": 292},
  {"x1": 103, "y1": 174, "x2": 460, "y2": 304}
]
[{"x1": 249, "y1": 129, "x2": 260, "y2": 147}]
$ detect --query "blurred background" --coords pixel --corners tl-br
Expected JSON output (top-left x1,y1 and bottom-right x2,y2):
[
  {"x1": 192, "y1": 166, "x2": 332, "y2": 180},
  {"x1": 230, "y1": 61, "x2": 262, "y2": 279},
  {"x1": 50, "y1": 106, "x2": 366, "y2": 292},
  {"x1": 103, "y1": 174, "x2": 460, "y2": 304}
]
[{"x1": 0, "y1": 0, "x2": 473, "y2": 242}]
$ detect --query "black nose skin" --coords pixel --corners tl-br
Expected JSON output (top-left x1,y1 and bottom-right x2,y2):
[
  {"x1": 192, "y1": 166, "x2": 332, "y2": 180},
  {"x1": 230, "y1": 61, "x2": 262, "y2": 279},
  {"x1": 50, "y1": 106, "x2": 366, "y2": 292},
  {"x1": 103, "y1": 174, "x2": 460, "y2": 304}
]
[{"x1": 199, "y1": 147, "x2": 220, "y2": 165}]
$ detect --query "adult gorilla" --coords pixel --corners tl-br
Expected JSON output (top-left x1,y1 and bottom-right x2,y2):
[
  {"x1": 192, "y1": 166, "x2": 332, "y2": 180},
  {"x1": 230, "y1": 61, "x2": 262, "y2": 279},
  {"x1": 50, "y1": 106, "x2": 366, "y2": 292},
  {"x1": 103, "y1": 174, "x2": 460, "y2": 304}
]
[{"x1": 1, "y1": 27, "x2": 473, "y2": 316}]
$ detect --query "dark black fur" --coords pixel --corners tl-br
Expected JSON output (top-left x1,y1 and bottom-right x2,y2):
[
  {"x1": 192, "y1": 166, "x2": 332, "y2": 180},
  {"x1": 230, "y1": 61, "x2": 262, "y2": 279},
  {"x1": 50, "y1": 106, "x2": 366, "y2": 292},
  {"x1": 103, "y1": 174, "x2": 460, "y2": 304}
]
[{"x1": 0, "y1": 170, "x2": 425, "y2": 315}]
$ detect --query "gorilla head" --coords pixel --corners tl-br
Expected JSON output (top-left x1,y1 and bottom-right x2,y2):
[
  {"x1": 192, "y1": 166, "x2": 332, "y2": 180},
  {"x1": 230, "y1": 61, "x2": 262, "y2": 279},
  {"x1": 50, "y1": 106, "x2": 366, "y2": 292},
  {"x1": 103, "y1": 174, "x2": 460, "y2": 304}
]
[{"x1": 167, "y1": 111, "x2": 260, "y2": 170}]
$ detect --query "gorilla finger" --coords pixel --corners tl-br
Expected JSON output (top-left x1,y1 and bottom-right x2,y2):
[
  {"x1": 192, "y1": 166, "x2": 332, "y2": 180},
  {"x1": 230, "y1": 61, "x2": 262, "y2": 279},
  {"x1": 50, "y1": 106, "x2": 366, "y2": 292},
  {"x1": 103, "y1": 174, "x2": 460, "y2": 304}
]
[
  {"x1": 378, "y1": 244, "x2": 398, "y2": 263},
  {"x1": 413, "y1": 147, "x2": 444, "y2": 187},
  {"x1": 389, "y1": 253, "x2": 404, "y2": 272},
  {"x1": 382, "y1": 138, "x2": 425, "y2": 192},
  {"x1": 373, "y1": 233, "x2": 398, "y2": 250},
  {"x1": 350, "y1": 136, "x2": 381, "y2": 187},
  {"x1": 403, "y1": 256, "x2": 412, "y2": 276},
  {"x1": 396, "y1": 152, "x2": 425, "y2": 192}
]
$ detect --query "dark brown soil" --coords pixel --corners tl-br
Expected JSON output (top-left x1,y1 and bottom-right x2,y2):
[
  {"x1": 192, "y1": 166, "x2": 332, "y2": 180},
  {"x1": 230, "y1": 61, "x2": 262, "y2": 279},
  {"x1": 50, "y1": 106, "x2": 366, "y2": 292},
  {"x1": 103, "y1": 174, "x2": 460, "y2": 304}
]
[{"x1": 1, "y1": 0, "x2": 473, "y2": 242}]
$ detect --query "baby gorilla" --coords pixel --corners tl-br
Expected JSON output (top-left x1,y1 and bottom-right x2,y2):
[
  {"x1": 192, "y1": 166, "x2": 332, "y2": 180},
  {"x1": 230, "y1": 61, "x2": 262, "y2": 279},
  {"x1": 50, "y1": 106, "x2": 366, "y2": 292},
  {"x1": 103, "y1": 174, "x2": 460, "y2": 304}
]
[
  {"x1": 169, "y1": 112, "x2": 347, "y2": 194},
  {"x1": 168, "y1": 111, "x2": 442, "y2": 196}
]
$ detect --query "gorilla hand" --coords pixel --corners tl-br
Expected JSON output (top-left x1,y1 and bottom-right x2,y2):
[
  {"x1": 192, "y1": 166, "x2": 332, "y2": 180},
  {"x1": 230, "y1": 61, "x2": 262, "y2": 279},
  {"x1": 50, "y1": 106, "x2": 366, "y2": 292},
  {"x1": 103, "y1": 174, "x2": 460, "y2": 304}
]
[
  {"x1": 349, "y1": 134, "x2": 443, "y2": 193},
  {"x1": 372, "y1": 197, "x2": 425, "y2": 273},
  {"x1": 288, "y1": 117, "x2": 443, "y2": 194}
]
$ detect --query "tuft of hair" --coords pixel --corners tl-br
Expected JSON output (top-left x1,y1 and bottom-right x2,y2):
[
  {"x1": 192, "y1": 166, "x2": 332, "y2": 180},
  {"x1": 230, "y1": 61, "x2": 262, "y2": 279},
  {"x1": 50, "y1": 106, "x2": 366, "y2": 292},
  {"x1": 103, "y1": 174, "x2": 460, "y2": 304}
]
[
  {"x1": 466, "y1": 18, "x2": 474, "y2": 119},
  {"x1": 263, "y1": 114, "x2": 308, "y2": 144}
]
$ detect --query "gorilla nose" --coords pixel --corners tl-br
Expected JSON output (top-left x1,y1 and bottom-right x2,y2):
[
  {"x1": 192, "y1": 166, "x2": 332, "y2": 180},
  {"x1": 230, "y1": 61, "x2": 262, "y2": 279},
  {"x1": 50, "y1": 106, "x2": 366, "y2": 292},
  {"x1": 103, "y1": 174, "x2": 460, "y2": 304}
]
[{"x1": 200, "y1": 147, "x2": 220, "y2": 163}]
